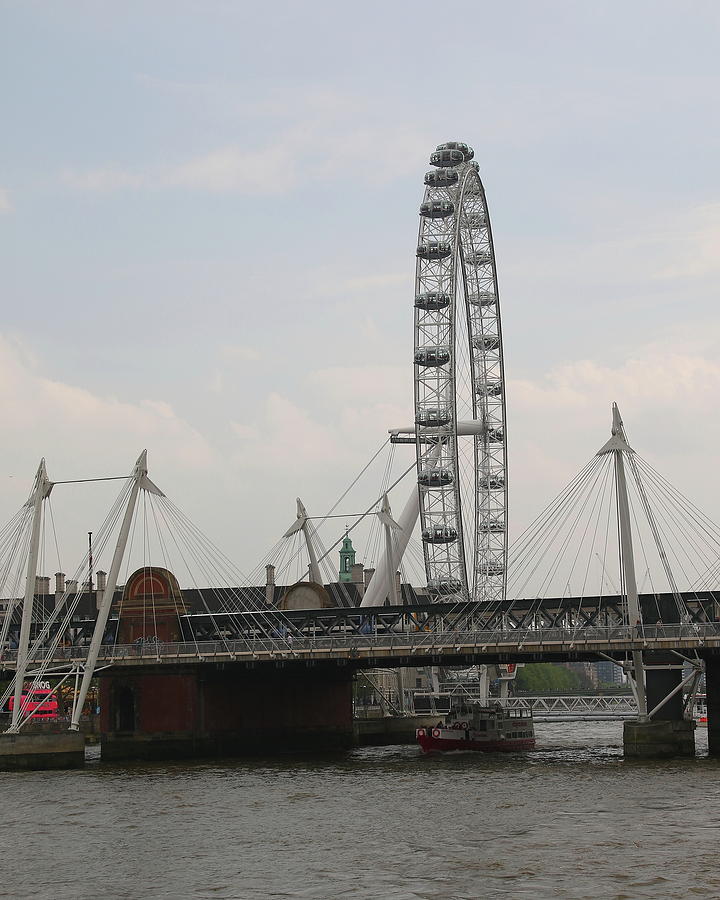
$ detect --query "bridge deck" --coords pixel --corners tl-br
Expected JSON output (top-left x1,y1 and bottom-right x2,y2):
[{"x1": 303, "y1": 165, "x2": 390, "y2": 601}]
[{"x1": 4, "y1": 624, "x2": 719, "y2": 671}]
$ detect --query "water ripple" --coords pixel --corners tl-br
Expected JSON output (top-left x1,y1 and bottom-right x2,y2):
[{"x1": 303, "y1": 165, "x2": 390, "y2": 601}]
[{"x1": 0, "y1": 722, "x2": 717, "y2": 899}]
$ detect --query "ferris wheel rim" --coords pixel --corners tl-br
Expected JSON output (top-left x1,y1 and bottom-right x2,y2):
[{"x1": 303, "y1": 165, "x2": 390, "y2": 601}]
[{"x1": 413, "y1": 143, "x2": 508, "y2": 602}]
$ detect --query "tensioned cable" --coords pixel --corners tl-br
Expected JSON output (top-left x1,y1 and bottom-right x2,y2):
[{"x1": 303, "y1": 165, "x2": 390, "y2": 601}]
[
  {"x1": 470, "y1": 454, "x2": 610, "y2": 636},
  {"x1": 634, "y1": 455, "x2": 720, "y2": 597},
  {"x1": 1, "y1": 476, "x2": 134, "y2": 710},
  {"x1": 407, "y1": 453, "x2": 609, "y2": 648},
  {"x1": 22, "y1": 475, "x2": 134, "y2": 667},
  {"x1": 154, "y1": 495, "x2": 295, "y2": 644},
  {"x1": 626, "y1": 452, "x2": 683, "y2": 610},
  {"x1": 507, "y1": 455, "x2": 607, "y2": 600},
  {"x1": 569, "y1": 457, "x2": 614, "y2": 637},
  {"x1": 634, "y1": 462, "x2": 720, "y2": 615},
  {"x1": 148, "y1": 496, "x2": 201, "y2": 656}
]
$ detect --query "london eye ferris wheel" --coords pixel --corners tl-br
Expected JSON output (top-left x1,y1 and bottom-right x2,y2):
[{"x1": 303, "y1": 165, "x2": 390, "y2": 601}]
[{"x1": 401, "y1": 141, "x2": 508, "y2": 604}]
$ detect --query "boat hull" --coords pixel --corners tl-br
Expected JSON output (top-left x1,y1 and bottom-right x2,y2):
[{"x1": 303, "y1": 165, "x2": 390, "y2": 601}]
[{"x1": 417, "y1": 729, "x2": 535, "y2": 754}]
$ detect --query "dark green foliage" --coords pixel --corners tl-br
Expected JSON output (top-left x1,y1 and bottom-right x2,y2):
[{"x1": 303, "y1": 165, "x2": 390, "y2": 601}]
[{"x1": 514, "y1": 663, "x2": 585, "y2": 693}]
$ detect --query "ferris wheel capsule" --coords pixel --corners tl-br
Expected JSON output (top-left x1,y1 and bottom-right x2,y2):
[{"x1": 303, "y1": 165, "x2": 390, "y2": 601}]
[
  {"x1": 422, "y1": 525, "x2": 457, "y2": 544},
  {"x1": 418, "y1": 468, "x2": 453, "y2": 487},
  {"x1": 430, "y1": 148, "x2": 465, "y2": 167},
  {"x1": 473, "y1": 335, "x2": 500, "y2": 352},
  {"x1": 422, "y1": 525, "x2": 458, "y2": 545},
  {"x1": 477, "y1": 382, "x2": 503, "y2": 398},
  {"x1": 415, "y1": 291, "x2": 451, "y2": 311},
  {"x1": 415, "y1": 407, "x2": 451, "y2": 427},
  {"x1": 436, "y1": 141, "x2": 475, "y2": 161},
  {"x1": 417, "y1": 240, "x2": 452, "y2": 260},
  {"x1": 480, "y1": 518, "x2": 505, "y2": 533},
  {"x1": 424, "y1": 169, "x2": 459, "y2": 188},
  {"x1": 414, "y1": 347, "x2": 450, "y2": 367},
  {"x1": 420, "y1": 200, "x2": 454, "y2": 219}
]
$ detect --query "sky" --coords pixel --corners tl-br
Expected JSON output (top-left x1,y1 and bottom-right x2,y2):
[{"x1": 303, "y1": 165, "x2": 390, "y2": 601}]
[{"x1": 1, "y1": 0, "x2": 720, "y2": 583}]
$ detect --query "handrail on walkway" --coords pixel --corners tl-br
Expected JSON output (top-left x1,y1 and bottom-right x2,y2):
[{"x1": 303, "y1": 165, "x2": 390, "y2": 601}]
[{"x1": 1, "y1": 623, "x2": 718, "y2": 667}]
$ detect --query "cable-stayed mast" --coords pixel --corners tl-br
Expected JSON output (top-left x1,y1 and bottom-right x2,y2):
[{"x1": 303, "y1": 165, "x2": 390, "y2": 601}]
[
  {"x1": 7, "y1": 460, "x2": 53, "y2": 733},
  {"x1": 596, "y1": 404, "x2": 647, "y2": 718}
]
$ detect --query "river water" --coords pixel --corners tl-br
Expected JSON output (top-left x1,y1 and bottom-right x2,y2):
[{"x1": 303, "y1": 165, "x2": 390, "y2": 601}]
[{"x1": 1, "y1": 722, "x2": 718, "y2": 900}]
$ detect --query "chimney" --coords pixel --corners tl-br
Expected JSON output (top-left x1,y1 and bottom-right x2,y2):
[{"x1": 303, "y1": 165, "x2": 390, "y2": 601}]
[
  {"x1": 96, "y1": 570, "x2": 107, "y2": 611},
  {"x1": 54, "y1": 572, "x2": 66, "y2": 609},
  {"x1": 363, "y1": 568, "x2": 375, "y2": 589},
  {"x1": 351, "y1": 563, "x2": 365, "y2": 598},
  {"x1": 67, "y1": 579, "x2": 78, "y2": 594},
  {"x1": 265, "y1": 564, "x2": 276, "y2": 607},
  {"x1": 35, "y1": 575, "x2": 44, "y2": 594}
]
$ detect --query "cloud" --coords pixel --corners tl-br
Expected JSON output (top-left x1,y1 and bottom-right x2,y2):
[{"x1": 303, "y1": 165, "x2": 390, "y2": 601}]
[
  {"x1": 166, "y1": 145, "x2": 298, "y2": 194},
  {"x1": 507, "y1": 344, "x2": 720, "y2": 535},
  {"x1": 226, "y1": 365, "x2": 412, "y2": 500},
  {"x1": 62, "y1": 168, "x2": 144, "y2": 191},
  {"x1": 0, "y1": 188, "x2": 13, "y2": 213},
  {"x1": 507, "y1": 202, "x2": 720, "y2": 291},
  {"x1": 0, "y1": 334, "x2": 215, "y2": 487},
  {"x1": 60, "y1": 85, "x2": 434, "y2": 197},
  {"x1": 61, "y1": 130, "x2": 411, "y2": 195},
  {"x1": 235, "y1": 365, "x2": 412, "y2": 468},
  {"x1": 220, "y1": 344, "x2": 261, "y2": 362},
  {"x1": 654, "y1": 204, "x2": 720, "y2": 280},
  {"x1": 230, "y1": 392, "x2": 343, "y2": 468}
]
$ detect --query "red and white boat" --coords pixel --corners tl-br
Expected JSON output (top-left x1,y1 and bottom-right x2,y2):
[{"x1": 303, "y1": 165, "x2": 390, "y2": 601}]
[{"x1": 417, "y1": 703, "x2": 535, "y2": 754}]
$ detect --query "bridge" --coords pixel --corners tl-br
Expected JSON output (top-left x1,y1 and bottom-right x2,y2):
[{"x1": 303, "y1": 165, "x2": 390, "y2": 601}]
[
  {"x1": 2, "y1": 619, "x2": 717, "y2": 671},
  {"x1": 1, "y1": 413, "x2": 718, "y2": 765},
  {"x1": 2, "y1": 140, "x2": 720, "y2": 768},
  {"x1": 504, "y1": 695, "x2": 638, "y2": 721}
]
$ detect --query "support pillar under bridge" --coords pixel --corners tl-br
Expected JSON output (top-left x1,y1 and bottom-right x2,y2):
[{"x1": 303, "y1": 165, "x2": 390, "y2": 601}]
[
  {"x1": 98, "y1": 661, "x2": 355, "y2": 761},
  {"x1": 623, "y1": 651, "x2": 695, "y2": 758},
  {"x1": 704, "y1": 655, "x2": 720, "y2": 757}
]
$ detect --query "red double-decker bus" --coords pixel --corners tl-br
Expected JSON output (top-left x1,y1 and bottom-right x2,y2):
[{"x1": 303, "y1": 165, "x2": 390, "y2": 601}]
[{"x1": 6, "y1": 682, "x2": 59, "y2": 720}]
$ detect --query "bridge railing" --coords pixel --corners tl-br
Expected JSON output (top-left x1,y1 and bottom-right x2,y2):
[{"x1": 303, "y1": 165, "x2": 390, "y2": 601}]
[{"x1": 2, "y1": 622, "x2": 718, "y2": 666}]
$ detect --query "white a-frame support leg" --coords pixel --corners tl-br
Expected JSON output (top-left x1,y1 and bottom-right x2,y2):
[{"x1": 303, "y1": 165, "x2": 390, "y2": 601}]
[
  {"x1": 361, "y1": 443, "x2": 442, "y2": 608},
  {"x1": 69, "y1": 451, "x2": 162, "y2": 731},
  {"x1": 283, "y1": 499, "x2": 322, "y2": 585},
  {"x1": 7, "y1": 460, "x2": 53, "y2": 733}
]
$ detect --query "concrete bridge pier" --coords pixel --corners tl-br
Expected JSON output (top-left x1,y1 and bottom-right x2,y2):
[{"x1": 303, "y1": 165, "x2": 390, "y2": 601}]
[
  {"x1": 704, "y1": 655, "x2": 720, "y2": 756},
  {"x1": 99, "y1": 662, "x2": 355, "y2": 761},
  {"x1": 0, "y1": 730, "x2": 85, "y2": 771},
  {"x1": 623, "y1": 652, "x2": 695, "y2": 758}
]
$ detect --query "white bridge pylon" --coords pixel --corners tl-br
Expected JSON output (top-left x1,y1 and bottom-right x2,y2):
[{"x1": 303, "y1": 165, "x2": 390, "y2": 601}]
[
  {"x1": 283, "y1": 498, "x2": 323, "y2": 585},
  {"x1": 9, "y1": 460, "x2": 53, "y2": 732},
  {"x1": 2, "y1": 450, "x2": 160, "y2": 734},
  {"x1": 596, "y1": 405, "x2": 648, "y2": 718},
  {"x1": 360, "y1": 440, "x2": 442, "y2": 608},
  {"x1": 69, "y1": 451, "x2": 163, "y2": 731}
]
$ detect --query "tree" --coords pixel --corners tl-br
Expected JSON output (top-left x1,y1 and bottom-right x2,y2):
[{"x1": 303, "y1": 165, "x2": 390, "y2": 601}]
[{"x1": 514, "y1": 663, "x2": 584, "y2": 693}]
